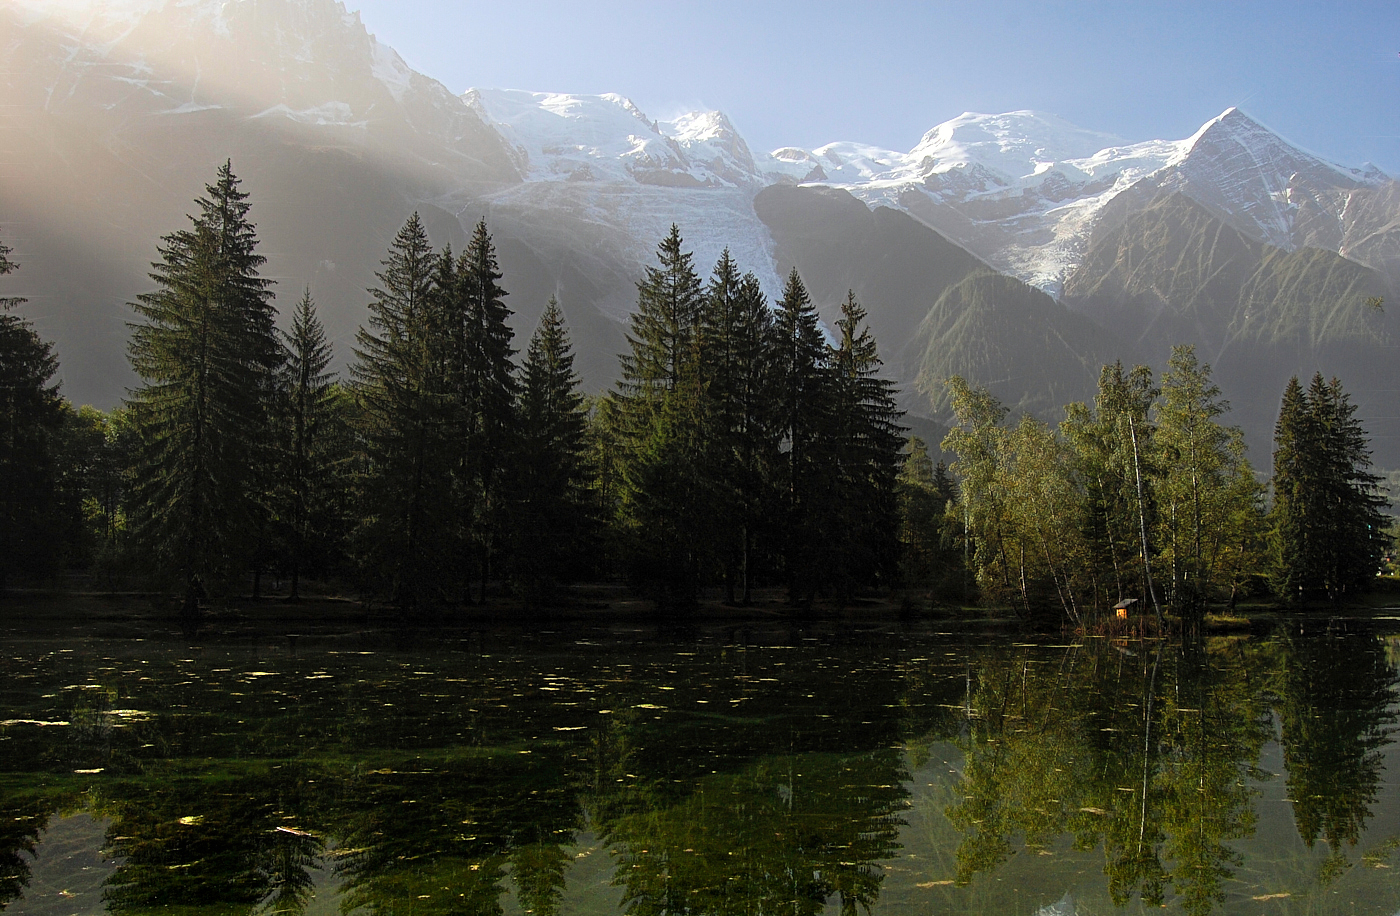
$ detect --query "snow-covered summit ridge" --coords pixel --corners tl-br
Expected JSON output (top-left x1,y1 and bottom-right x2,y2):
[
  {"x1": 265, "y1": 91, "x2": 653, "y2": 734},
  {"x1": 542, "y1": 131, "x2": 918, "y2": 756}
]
[
  {"x1": 464, "y1": 88, "x2": 762, "y2": 188},
  {"x1": 772, "y1": 106, "x2": 1390, "y2": 294}
]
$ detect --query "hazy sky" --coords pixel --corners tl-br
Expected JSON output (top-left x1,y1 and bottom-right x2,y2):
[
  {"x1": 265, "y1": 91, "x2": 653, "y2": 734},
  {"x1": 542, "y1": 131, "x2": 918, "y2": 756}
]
[{"x1": 351, "y1": 0, "x2": 1400, "y2": 174}]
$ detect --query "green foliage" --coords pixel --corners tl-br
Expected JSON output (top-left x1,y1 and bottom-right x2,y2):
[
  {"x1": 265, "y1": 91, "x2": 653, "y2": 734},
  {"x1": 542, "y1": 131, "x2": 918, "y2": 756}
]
[
  {"x1": 0, "y1": 231, "x2": 67, "y2": 588},
  {"x1": 696, "y1": 251, "x2": 779, "y2": 604},
  {"x1": 124, "y1": 161, "x2": 284, "y2": 602},
  {"x1": 350, "y1": 216, "x2": 523, "y2": 608},
  {"x1": 896, "y1": 437, "x2": 962, "y2": 597},
  {"x1": 1271, "y1": 373, "x2": 1392, "y2": 603},
  {"x1": 351, "y1": 214, "x2": 456, "y2": 607},
  {"x1": 829, "y1": 291, "x2": 906, "y2": 598},
  {"x1": 451, "y1": 219, "x2": 520, "y2": 601},
  {"x1": 1153, "y1": 346, "x2": 1265, "y2": 621},
  {"x1": 612, "y1": 226, "x2": 709, "y2": 608},
  {"x1": 770, "y1": 269, "x2": 837, "y2": 605},
  {"x1": 943, "y1": 349, "x2": 1269, "y2": 625},
  {"x1": 511, "y1": 297, "x2": 595, "y2": 601},
  {"x1": 940, "y1": 377, "x2": 1014, "y2": 606},
  {"x1": 276, "y1": 290, "x2": 346, "y2": 597}
]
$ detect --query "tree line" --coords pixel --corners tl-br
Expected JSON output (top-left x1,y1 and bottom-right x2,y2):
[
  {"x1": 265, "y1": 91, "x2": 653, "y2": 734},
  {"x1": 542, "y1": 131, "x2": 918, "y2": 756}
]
[
  {"x1": 0, "y1": 163, "x2": 905, "y2": 614},
  {"x1": 939, "y1": 351, "x2": 1392, "y2": 627},
  {"x1": 0, "y1": 162, "x2": 1391, "y2": 621}
]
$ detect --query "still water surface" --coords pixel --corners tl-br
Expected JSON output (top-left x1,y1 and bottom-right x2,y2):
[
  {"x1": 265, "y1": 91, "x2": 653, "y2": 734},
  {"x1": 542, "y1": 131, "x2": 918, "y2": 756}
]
[{"x1": 2, "y1": 617, "x2": 1399, "y2": 916}]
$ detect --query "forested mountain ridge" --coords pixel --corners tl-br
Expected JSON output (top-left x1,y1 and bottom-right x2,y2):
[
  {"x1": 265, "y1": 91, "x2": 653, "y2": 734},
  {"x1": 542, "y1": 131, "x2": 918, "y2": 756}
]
[{"x1": 2, "y1": 0, "x2": 1398, "y2": 465}]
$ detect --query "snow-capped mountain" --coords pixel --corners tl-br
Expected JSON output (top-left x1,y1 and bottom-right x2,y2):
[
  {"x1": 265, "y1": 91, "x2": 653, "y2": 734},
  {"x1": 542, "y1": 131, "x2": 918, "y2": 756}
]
[
  {"x1": 455, "y1": 91, "x2": 1394, "y2": 300},
  {"x1": 461, "y1": 89, "x2": 785, "y2": 314},
  {"x1": 4, "y1": 0, "x2": 1399, "y2": 465},
  {"x1": 770, "y1": 108, "x2": 1390, "y2": 297},
  {"x1": 1148, "y1": 107, "x2": 1389, "y2": 252},
  {"x1": 466, "y1": 89, "x2": 762, "y2": 188}
]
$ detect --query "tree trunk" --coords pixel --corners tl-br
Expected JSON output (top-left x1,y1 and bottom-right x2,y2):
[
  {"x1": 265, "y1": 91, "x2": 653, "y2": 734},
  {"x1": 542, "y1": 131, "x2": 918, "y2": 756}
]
[{"x1": 1127, "y1": 416, "x2": 1163, "y2": 627}]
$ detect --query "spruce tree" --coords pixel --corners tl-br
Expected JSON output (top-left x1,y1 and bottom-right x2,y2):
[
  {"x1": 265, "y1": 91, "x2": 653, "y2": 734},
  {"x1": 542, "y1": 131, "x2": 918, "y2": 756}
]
[
  {"x1": 829, "y1": 291, "x2": 905, "y2": 598},
  {"x1": 614, "y1": 227, "x2": 707, "y2": 608},
  {"x1": 455, "y1": 220, "x2": 518, "y2": 602},
  {"x1": 1315, "y1": 375, "x2": 1389, "y2": 597},
  {"x1": 618, "y1": 225, "x2": 704, "y2": 408},
  {"x1": 511, "y1": 297, "x2": 593, "y2": 600},
  {"x1": 126, "y1": 162, "x2": 282, "y2": 608},
  {"x1": 697, "y1": 252, "x2": 778, "y2": 603},
  {"x1": 1272, "y1": 373, "x2": 1389, "y2": 602},
  {"x1": 278, "y1": 289, "x2": 338, "y2": 600},
  {"x1": 769, "y1": 268, "x2": 833, "y2": 605},
  {"x1": 351, "y1": 213, "x2": 451, "y2": 608},
  {"x1": 0, "y1": 232, "x2": 66, "y2": 590}
]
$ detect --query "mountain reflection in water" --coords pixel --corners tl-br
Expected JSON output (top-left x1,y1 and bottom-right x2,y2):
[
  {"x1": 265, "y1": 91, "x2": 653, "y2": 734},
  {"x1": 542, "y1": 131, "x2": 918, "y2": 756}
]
[{"x1": 1, "y1": 622, "x2": 1398, "y2": 915}]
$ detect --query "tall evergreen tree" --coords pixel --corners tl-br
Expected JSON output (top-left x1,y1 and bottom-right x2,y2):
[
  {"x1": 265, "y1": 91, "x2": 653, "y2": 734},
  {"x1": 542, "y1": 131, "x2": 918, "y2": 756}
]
[
  {"x1": 829, "y1": 291, "x2": 905, "y2": 598},
  {"x1": 352, "y1": 213, "x2": 451, "y2": 608},
  {"x1": 697, "y1": 252, "x2": 778, "y2": 604},
  {"x1": 618, "y1": 225, "x2": 704, "y2": 408},
  {"x1": 511, "y1": 297, "x2": 593, "y2": 601},
  {"x1": 770, "y1": 268, "x2": 833, "y2": 605},
  {"x1": 454, "y1": 220, "x2": 518, "y2": 602},
  {"x1": 125, "y1": 162, "x2": 282, "y2": 608},
  {"x1": 613, "y1": 227, "x2": 708, "y2": 608},
  {"x1": 0, "y1": 232, "x2": 66, "y2": 590},
  {"x1": 1271, "y1": 373, "x2": 1390, "y2": 602},
  {"x1": 278, "y1": 289, "x2": 339, "y2": 600}
]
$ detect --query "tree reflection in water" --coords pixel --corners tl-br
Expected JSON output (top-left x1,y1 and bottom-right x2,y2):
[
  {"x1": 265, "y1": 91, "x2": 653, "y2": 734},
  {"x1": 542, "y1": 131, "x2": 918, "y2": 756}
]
[
  {"x1": 945, "y1": 631, "x2": 1398, "y2": 915},
  {"x1": 0, "y1": 794, "x2": 62, "y2": 910},
  {"x1": 0, "y1": 630, "x2": 1396, "y2": 916},
  {"x1": 594, "y1": 738, "x2": 908, "y2": 915},
  {"x1": 1277, "y1": 624, "x2": 1399, "y2": 883}
]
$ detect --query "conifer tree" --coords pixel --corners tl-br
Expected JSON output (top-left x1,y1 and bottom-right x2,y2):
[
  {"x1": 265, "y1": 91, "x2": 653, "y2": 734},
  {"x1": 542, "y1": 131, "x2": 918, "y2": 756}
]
[
  {"x1": 618, "y1": 225, "x2": 704, "y2": 409},
  {"x1": 613, "y1": 227, "x2": 708, "y2": 608},
  {"x1": 1271, "y1": 373, "x2": 1389, "y2": 602},
  {"x1": 454, "y1": 220, "x2": 518, "y2": 602},
  {"x1": 829, "y1": 291, "x2": 905, "y2": 598},
  {"x1": 697, "y1": 252, "x2": 778, "y2": 603},
  {"x1": 511, "y1": 297, "x2": 593, "y2": 600},
  {"x1": 770, "y1": 268, "x2": 833, "y2": 605},
  {"x1": 125, "y1": 162, "x2": 282, "y2": 608},
  {"x1": 278, "y1": 289, "x2": 339, "y2": 600},
  {"x1": 1270, "y1": 377, "x2": 1314, "y2": 600},
  {"x1": 352, "y1": 213, "x2": 451, "y2": 608},
  {"x1": 0, "y1": 232, "x2": 66, "y2": 590}
]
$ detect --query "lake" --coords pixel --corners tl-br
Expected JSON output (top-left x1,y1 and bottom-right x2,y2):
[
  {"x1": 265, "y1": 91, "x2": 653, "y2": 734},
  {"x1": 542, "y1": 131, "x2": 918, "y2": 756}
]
[{"x1": 2, "y1": 610, "x2": 1399, "y2": 915}]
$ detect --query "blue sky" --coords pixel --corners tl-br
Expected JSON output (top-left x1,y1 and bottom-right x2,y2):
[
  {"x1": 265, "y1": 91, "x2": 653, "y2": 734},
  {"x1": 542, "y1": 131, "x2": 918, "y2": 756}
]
[{"x1": 353, "y1": 0, "x2": 1399, "y2": 173}]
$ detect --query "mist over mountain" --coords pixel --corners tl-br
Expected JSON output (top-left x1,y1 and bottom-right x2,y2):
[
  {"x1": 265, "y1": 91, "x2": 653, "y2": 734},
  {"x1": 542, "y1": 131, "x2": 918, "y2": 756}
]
[{"x1": 3, "y1": 0, "x2": 1397, "y2": 465}]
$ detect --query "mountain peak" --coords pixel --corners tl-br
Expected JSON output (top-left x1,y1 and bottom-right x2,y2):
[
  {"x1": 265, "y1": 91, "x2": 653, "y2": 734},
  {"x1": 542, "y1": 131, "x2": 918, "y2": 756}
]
[
  {"x1": 463, "y1": 89, "x2": 762, "y2": 187},
  {"x1": 904, "y1": 110, "x2": 1129, "y2": 189}
]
